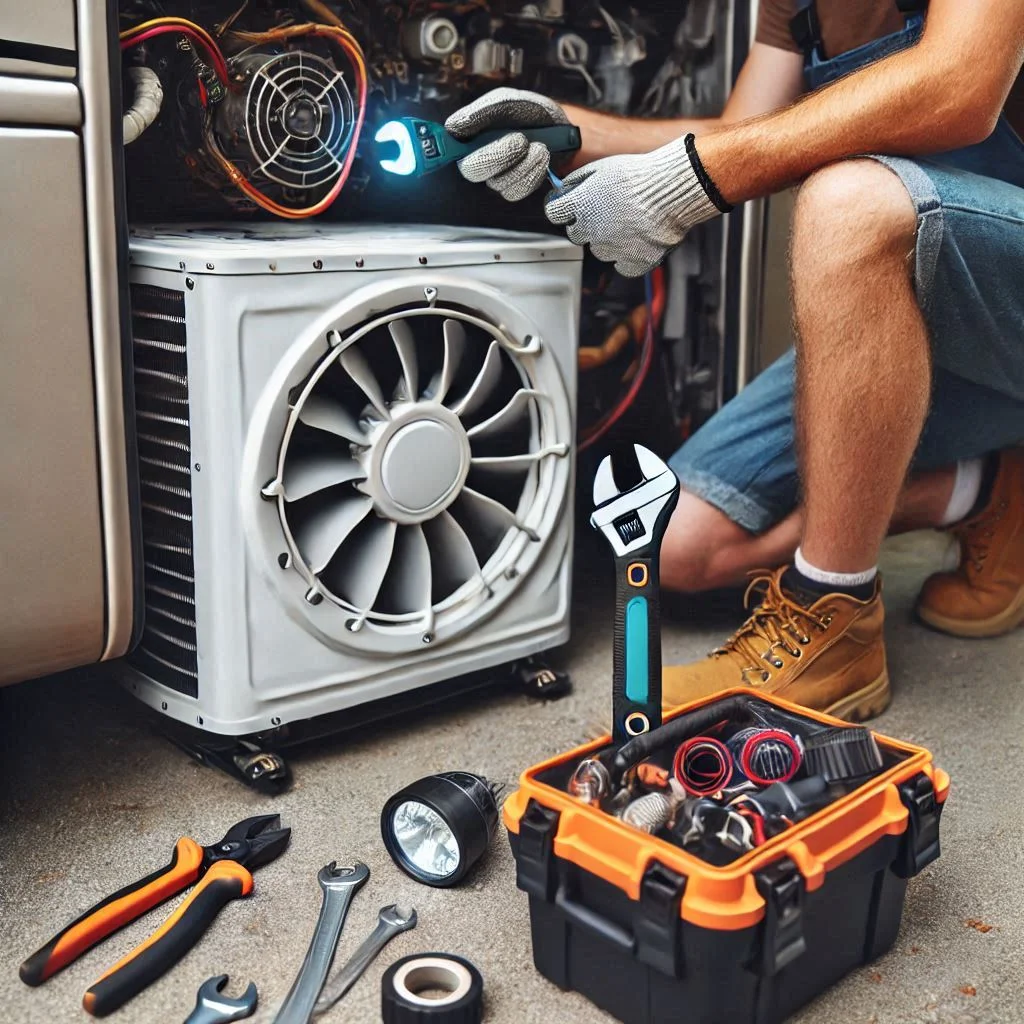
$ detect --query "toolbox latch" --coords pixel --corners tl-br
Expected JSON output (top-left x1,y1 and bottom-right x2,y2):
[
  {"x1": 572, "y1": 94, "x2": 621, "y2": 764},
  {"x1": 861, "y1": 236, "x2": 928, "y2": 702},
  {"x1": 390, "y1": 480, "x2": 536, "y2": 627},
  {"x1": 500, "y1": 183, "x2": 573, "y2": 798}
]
[
  {"x1": 894, "y1": 773, "x2": 942, "y2": 879},
  {"x1": 634, "y1": 862, "x2": 687, "y2": 978},
  {"x1": 515, "y1": 800, "x2": 561, "y2": 901},
  {"x1": 754, "y1": 858, "x2": 807, "y2": 976}
]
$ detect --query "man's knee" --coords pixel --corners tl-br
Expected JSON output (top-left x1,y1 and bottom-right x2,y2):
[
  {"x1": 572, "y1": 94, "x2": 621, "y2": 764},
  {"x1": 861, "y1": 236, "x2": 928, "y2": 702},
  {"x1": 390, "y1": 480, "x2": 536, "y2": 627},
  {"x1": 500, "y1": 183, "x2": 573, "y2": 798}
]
[
  {"x1": 792, "y1": 159, "x2": 917, "y2": 274},
  {"x1": 660, "y1": 492, "x2": 747, "y2": 593}
]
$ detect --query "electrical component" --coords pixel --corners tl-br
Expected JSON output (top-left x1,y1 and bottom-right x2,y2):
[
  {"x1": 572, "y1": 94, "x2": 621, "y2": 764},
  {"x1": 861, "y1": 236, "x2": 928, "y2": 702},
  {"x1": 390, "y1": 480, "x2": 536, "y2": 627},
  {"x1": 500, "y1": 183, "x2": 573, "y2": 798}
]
[
  {"x1": 402, "y1": 16, "x2": 460, "y2": 61},
  {"x1": 727, "y1": 727, "x2": 803, "y2": 786},
  {"x1": 381, "y1": 773, "x2": 501, "y2": 887},
  {"x1": 568, "y1": 758, "x2": 612, "y2": 805}
]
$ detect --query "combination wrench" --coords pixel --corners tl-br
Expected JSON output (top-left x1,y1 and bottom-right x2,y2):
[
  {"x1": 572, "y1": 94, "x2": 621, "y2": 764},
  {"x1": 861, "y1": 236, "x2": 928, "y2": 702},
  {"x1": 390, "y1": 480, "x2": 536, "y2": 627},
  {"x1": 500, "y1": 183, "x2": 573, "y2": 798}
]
[
  {"x1": 184, "y1": 974, "x2": 257, "y2": 1024},
  {"x1": 314, "y1": 904, "x2": 417, "y2": 1015},
  {"x1": 273, "y1": 862, "x2": 369, "y2": 1024}
]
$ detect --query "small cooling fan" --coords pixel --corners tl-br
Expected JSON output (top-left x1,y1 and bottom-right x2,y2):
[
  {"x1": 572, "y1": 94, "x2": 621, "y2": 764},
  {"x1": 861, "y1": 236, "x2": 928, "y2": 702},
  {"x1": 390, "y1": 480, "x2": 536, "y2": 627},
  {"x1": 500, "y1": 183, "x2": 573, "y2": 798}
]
[{"x1": 261, "y1": 299, "x2": 569, "y2": 646}]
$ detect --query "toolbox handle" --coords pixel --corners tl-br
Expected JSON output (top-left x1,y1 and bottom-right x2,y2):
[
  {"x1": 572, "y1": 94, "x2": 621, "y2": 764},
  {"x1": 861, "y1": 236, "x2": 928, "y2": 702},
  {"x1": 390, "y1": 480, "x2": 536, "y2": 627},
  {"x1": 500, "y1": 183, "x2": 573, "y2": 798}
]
[{"x1": 555, "y1": 883, "x2": 635, "y2": 954}]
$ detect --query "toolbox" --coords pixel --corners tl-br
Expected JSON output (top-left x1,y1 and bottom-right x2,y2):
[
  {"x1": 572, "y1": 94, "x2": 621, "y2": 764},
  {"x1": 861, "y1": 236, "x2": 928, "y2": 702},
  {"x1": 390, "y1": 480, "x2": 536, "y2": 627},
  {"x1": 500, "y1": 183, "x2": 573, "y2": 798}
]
[{"x1": 504, "y1": 687, "x2": 948, "y2": 1024}]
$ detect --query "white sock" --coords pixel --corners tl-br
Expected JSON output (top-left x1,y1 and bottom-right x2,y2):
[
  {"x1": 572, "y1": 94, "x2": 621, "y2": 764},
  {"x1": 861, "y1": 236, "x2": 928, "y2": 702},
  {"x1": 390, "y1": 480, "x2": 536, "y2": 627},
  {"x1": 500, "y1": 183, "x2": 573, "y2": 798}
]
[
  {"x1": 940, "y1": 457, "x2": 984, "y2": 526},
  {"x1": 794, "y1": 547, "x2": 878, "y2": 588}
]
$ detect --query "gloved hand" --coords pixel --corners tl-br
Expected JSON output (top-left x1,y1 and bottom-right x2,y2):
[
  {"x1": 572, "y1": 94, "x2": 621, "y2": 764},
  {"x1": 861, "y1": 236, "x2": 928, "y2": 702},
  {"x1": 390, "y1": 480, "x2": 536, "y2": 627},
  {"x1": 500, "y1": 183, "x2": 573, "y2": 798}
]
[
  {"x1": 444, "y1": 88, "x2": 570, "y2": 201},
  {"x1": 545, "y1": 134, "x2": 731, "y2": 278}
]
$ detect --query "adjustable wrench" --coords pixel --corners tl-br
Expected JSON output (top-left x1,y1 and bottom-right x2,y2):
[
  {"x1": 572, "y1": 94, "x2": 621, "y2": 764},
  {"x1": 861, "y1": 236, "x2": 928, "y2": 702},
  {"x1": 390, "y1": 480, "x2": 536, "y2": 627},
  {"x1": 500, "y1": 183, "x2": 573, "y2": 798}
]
[
  {"x1": 591, "y1": 444, "x2": 680, "y2": 743},
  {"x1": 273, "y1": 862, "x2": 369, "y2": 1024},
  {"x1": 184, "y1": 975, "x2": 257, "y2": 1024},
  {"x1": 313, "y1": 904, "x2": 417, "y2": 1015}
]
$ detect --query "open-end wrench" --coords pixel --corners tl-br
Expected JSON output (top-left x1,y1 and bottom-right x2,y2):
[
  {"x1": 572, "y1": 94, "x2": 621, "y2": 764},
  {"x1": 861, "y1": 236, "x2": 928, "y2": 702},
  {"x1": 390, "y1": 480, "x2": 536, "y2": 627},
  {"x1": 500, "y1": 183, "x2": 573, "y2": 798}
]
[
  {"x1": 184, "y1": 975, "x2": 257, "y2": 1024},
  {"x1": 590, "y1": 444, "x2": 681, "y2": 743},
  {"x1": 313, "y1": 904, "x2": 417, "y2": 1016},
  {"x1": 273, "y1": 862, "x2": 369, "y2": 1024}
]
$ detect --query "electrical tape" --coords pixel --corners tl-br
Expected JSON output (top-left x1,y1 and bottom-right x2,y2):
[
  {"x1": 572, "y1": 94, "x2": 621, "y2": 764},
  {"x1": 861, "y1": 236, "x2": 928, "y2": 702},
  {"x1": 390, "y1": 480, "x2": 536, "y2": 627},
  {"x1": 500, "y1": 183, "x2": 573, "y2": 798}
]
[{"x1": 382, "y1": 954, "x2": 483, "y2": 1023}]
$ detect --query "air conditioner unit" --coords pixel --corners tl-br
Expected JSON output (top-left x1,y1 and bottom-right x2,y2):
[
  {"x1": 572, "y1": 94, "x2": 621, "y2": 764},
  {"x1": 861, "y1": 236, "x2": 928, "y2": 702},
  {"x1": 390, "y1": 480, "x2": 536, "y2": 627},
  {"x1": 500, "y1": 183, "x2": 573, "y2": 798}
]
[{"x1": 123, "y1": 224, "x2": 581, "y2": 738}]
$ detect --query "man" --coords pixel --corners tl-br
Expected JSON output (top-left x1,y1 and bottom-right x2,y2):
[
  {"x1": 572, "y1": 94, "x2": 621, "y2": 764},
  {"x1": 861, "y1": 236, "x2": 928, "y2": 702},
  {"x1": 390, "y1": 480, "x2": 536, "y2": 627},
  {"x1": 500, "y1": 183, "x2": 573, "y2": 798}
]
[{"x1": 446, "y1": 0, "x2": 1024, "y2": 719}]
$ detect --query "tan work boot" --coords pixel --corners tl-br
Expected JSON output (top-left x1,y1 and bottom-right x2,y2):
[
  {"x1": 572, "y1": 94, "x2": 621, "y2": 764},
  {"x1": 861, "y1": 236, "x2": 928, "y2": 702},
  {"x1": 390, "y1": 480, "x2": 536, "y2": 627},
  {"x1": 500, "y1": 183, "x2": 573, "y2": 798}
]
[
  {"x1": 917, "y1": 448, "x2": 1024, "y2": 638},
  {"x1": 663, "y1": 567, "x2": 891, "y2": 722}
]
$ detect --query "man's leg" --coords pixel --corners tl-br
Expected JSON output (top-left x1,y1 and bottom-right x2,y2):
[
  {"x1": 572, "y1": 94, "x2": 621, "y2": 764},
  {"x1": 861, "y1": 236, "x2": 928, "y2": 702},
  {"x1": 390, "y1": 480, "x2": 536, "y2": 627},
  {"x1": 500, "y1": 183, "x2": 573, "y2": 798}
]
[
  {"x1": 792, "y1": 160, "x2": 926, "y2": 576},
  {"x1": 661, "y1": 465, "x2": 957, "y2": 594}
]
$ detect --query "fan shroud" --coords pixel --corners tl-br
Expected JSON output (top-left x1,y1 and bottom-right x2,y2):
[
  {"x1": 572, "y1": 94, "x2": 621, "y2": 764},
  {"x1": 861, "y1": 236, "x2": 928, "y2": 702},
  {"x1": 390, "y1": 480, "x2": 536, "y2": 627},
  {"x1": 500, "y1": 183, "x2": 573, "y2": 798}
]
[{"x1": 245, "y1": 277, "x2": 573, "y2": 656}]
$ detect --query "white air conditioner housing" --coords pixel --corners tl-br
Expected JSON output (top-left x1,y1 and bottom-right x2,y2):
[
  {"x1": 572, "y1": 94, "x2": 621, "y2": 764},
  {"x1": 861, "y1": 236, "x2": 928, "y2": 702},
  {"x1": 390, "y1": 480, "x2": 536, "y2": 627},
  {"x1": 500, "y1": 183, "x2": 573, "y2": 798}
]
[{"x1": 124, "y1": 224, "x2": 581, "y2": 735}]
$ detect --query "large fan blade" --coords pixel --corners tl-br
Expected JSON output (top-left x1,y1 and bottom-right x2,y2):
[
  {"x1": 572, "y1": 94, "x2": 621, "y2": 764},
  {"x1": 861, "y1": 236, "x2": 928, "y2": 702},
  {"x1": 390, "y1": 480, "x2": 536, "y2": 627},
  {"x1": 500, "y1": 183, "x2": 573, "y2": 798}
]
[
  {"x1": 297, "y1": 394, "x2": 366, "y2": 443},
  {"x1": 458, "y1": 486, "x2": 538, "y2": 542},
  {"x1": 339, "y1": 346, "x2": 390, "y2": 419},
  {"x1": 282, "y1": 453, "x2": 365, "y2": 501},
  {"x1": 295, "y1": 494, "x2": 372, "y2": 573},
  {"x1": 423, "y1": 510, "x2": 480, "y2": 590},
  {"x1": 451, "y1": 340, "x2": 503, "y2": 419},
  {"x1": 466, "y1": 388, "x2": 541, "y2": 440},
  {"x1": 471, "y1": 444, "x2": 568, "y2": 474},
  {"x1": 338, "y1": 518, "x2": 397, "y2": 610},
  {"x1": 380, "y1": 524, "x2": 432, "y2": 614},
  {"x1": 389, "y1": 320, "x2": 419, "y2": 401},
  {"x1": 428, "y1": 319, "x2": 465, "y2": 404}
]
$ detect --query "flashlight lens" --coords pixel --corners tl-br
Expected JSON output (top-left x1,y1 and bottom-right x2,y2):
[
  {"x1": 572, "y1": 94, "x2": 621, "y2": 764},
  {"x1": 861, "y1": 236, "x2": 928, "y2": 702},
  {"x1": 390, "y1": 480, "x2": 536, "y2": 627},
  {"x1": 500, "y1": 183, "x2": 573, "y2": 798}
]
[{"x1": 391, "y1": 799, "x2": 461, "y2": 879}]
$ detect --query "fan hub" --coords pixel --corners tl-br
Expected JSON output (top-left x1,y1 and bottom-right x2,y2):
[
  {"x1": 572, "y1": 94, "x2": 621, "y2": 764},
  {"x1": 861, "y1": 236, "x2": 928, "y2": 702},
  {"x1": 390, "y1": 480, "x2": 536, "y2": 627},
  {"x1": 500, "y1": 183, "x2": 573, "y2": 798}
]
[
  {"x1": 284, "y1": 95, "x2": 322, "y2": 140},
  {"x1": 365, "y1": 404, "x2": 471, "y2": 525}
]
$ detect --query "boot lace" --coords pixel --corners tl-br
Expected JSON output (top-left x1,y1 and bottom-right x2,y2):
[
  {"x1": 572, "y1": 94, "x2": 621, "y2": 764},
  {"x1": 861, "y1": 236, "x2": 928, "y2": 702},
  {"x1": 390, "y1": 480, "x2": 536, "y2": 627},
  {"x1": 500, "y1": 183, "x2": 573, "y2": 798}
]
[
  {"x1": 954, "y1": 499, "x2": 1009, "y2": 574},
  {"x1": 712, "y1": 572, "x2": 833, "y2": 685}
]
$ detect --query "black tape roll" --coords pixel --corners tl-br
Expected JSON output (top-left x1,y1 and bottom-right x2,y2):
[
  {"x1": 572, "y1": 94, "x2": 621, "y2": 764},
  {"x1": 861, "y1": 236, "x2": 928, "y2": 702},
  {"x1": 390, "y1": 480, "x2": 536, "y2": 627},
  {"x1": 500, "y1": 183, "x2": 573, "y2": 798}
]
[{"x1": 382, "y1": 953, "x2": 483, "y2": 1023}]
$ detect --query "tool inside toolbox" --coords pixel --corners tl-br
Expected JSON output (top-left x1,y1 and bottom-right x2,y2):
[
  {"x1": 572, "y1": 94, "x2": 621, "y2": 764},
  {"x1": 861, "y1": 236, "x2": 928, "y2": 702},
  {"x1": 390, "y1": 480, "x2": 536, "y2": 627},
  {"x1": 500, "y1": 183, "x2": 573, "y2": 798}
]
[{"x1": 542, "y1": 696, "x2": 909, "y2": 866}]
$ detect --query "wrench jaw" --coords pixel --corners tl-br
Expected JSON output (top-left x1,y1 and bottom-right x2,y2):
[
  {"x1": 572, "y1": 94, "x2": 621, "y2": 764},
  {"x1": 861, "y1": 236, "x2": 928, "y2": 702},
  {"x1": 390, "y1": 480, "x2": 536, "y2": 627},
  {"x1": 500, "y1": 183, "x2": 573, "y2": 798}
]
[
  {"x1": 188, "y1": 974, "x2": 258, "y2": 1024},
  {"x1": 318, "y1": 861, "x2": 370, "y2": 890},
  {"x1": 590, "y1": 445, "x2": 680, "y2": 559}
]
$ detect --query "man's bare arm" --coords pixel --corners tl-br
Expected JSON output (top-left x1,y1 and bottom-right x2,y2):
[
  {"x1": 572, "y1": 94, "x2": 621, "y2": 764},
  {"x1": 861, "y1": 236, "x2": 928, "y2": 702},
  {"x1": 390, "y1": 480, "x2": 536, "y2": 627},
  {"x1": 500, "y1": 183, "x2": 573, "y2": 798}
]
[
  {"x1": 697, "y1": 0, "x2": 1024, "y2": 203},
  {"x1": 562, "y1": 42, "x2": 805, "y2": 165}
]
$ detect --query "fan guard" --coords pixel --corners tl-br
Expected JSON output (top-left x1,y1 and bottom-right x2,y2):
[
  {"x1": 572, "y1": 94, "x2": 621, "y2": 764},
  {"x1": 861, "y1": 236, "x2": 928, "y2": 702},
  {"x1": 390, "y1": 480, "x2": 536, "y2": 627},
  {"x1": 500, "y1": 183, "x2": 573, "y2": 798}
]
[
  {"x1": 244, "y1": 50, "x2": 355, "y2": 191},
  {"x1": 260, "y1": 297, "x2": 570, "y2": 648}
]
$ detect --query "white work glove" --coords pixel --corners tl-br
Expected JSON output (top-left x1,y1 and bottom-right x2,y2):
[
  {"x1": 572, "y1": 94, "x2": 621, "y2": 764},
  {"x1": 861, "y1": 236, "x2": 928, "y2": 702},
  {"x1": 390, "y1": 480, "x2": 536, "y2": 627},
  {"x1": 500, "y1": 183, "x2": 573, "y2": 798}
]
[
  {"x1": 545, "y1": 134, "x2": 732, "y2": 278},
  {"x1": 444, "y1": 88, "x2": 570, "y2": 202}
]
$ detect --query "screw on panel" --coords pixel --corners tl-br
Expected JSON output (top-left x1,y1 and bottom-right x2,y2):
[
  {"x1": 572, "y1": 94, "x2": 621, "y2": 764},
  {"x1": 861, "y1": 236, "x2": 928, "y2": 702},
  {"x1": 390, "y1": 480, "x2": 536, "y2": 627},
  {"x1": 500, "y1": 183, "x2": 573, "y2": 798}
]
[
  {"x1": 198, "y1": 716, "x2": 204, "y2": 725},
  {"x1": 271, "y1": 716, "x2": 282, "y2": 726},
  {"x1": 355, "y1": 258, "x2": 364, "y2": 268},
  {"x1": 419, "y1": 256, "x2": 428, "y2": 265},
  {"x1": 313, "y1": 259, "x2": 323, "y2": 270},
  {"x1": 161, "y1": 701, "x2": 168, "y2": 710},
  {"x1": 505, "y1": 567, "x2": 519, "y2": 580},
  {"x1": 424, "y1": 286, "x2": 438, "y2": 306},
  {"x1": 269, "y1": 262, "x2": 277, "y2": 271},
  {"x1": 185, "y1": 277, "x2": 195, "y2": 290},
  {"x1": 195, "y1": 463, "x2": 201, "y2": 472},
  {"x1": 422, "y1": 632, "x2": 434, "y2": 644},
  {"x1": 278, "y1": 552, "x2": 290, "y2": 569},
  {"x1": 206, "y1": 262, "x2": 215, "y2": 270},
  {"x1": 494, "y1": 254, "x2": 502, "y2": 260},
  {"x1": 178, "y1": 261, "x2": 186, "y2": 270}
]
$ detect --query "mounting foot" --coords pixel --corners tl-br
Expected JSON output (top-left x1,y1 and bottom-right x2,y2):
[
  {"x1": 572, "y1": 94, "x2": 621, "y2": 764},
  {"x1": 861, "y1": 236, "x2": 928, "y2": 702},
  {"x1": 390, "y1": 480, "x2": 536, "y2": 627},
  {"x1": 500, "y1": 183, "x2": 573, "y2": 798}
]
[
  {"x1": 163, "y1": 728, "x2": 293, "y2": 794},
  {"x1": 512, "y1": 655, "x2": 573, "y2": 701}
]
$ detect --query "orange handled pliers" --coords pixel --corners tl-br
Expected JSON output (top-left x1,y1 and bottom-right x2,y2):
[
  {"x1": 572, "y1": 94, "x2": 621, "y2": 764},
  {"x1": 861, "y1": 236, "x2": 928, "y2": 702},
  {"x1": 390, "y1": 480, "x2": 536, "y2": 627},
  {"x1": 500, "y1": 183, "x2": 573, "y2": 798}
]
[{"x1": 19, "y1": 814, "x2": 290, "y2": 1017}]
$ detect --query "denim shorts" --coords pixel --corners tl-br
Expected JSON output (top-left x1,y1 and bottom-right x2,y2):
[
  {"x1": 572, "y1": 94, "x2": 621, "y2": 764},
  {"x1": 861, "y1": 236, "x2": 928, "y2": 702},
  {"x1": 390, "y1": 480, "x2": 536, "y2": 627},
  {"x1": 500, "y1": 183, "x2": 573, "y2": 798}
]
[{"x1": 670, "y1": 127, "x2": 1024, "y2": 534}]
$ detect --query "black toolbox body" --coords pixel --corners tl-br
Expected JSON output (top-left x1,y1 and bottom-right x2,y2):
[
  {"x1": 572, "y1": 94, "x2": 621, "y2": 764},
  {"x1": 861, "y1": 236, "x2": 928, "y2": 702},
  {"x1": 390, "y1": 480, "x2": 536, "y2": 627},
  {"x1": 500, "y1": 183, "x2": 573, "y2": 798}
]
[{"x1": 505, "y1": 689, "x2": 947, "y2": 1024}]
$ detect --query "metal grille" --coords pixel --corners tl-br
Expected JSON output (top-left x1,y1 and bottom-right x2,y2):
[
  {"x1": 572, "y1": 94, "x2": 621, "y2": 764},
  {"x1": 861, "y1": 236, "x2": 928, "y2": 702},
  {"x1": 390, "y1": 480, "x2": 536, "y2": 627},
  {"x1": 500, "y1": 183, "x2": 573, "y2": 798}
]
[{"x1": 128, "y1": 284, "x2": 198, "y2": 697}]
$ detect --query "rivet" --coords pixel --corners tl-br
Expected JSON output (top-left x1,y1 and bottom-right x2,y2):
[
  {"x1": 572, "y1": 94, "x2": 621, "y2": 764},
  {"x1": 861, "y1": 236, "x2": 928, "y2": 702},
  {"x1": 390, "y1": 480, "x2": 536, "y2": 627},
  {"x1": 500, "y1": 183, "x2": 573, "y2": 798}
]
[
  {"x1": 178, "y1": 261, "x2": 186, "y2": 270},
  {"x1": 161, "y1": 701, "x2": 168, "y2": 710},
  {"x1": 421, "y1": 632, "x2": 434, "y2": 644},
  {"x1": 271, "y1": 716, "x2": 282, "y2": 726},
  {"x1": 194, "y1": 463, "x2": 201, "y2": 471},
  {"x1": 197, "y1": 715, "x2": 204, "y2": 725},
  {"x1": 494, "y1": 254, "x2": 501, "y2": 261},
  {"x1": 269, "y1": 262, "x2": 277, "y2": 271},
  {"x1": 205, "y1": 262, "x2": 215, "y2": 270},
  {"x1": 419, "y1": 256, "x2": 428, "y2": 265},
  {"x1": 313, "y1": 259, "x2": 323, "y2": 270},
  {"x1": 185, "y1": 277, "x2": 195, "y2": 290},
  {"x1": 504, "y1": 567, "x2": 519, "y2": 580},
  {"x1": 355, "y1": 258, "x2": 364, "y2": 268}
]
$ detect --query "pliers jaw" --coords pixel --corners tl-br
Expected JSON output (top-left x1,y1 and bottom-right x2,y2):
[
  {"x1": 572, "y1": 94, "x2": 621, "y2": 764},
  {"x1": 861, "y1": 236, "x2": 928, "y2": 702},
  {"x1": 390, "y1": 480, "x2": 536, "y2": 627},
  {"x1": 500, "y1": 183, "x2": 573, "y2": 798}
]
[{"x1": 203, "y1": 814, "x2": 291, "y2": 872}]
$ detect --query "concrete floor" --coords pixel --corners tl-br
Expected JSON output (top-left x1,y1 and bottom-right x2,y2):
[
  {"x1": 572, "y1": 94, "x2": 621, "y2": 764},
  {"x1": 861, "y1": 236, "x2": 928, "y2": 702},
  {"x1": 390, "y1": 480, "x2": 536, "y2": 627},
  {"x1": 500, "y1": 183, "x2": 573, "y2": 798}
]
[{"x1": 1, "y1": 531, "x2": 1021, "y2": 1024}]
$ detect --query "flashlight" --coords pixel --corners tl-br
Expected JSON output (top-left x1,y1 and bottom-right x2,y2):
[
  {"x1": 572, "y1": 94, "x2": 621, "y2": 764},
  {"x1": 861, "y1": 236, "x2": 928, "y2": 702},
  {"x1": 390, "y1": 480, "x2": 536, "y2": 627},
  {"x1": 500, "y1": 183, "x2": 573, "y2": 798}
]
[
  {"x1": 381, "y1": 772, "x2": 501, "y2": 887},
  {"x1": 374, "y1": 116, "x2": 581, "y2": 178}
]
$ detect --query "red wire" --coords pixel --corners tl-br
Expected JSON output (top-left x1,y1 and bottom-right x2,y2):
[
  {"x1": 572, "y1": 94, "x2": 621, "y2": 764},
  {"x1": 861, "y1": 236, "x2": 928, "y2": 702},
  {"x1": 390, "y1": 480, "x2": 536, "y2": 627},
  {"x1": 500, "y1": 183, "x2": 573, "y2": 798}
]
[
  {"x1": 578, "y1": 266, "x2": 666, "y2": 452},
  {"x1": 120, "y1": 26, "x2": 231, "y2": 85}
]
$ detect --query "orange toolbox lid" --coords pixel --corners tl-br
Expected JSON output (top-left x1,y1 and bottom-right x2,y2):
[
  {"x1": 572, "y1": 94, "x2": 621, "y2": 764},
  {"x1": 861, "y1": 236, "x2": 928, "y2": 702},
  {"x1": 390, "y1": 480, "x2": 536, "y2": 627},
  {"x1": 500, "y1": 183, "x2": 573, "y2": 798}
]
[{"x1": 505, "y1": 687, "x2": 949, "y2": 933}]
